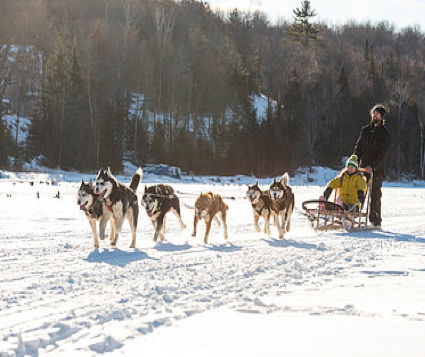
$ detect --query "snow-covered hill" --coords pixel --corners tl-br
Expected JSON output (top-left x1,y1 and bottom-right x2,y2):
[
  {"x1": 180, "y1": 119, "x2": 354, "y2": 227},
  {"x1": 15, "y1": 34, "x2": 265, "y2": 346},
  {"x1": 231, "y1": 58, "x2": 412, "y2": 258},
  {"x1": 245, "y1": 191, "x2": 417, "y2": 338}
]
[{"x1": 0, "y1": 170, "x2": 424, "y2": 357}]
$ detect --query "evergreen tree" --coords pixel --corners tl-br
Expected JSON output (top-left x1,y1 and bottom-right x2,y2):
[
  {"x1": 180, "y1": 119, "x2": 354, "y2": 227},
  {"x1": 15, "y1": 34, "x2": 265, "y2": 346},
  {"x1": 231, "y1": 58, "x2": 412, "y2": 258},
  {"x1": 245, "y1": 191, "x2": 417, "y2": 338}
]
[{"x1": 288, "y1": 0, "x2": 321, "y2": 46}]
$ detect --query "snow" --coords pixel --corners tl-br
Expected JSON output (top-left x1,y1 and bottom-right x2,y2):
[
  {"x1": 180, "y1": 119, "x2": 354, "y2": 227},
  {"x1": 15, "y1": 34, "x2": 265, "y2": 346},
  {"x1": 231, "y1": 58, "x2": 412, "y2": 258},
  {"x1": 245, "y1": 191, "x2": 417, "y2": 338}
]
[
  {"x1": 252, "y1": 92, "x2": 277, "y2": 122},
  {"x1": 2, "y1": 114, "x2": 31, "y2": 145},
  {"x1": 1, "y1": 168, "x2": 425, "y2": 357}
]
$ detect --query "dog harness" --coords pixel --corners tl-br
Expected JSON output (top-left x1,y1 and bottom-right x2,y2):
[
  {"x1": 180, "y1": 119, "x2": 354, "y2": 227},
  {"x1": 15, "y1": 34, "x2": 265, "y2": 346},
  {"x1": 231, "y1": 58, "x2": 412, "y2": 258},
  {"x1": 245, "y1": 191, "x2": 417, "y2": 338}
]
[{"x1": 254, "y1": 204, "x2": 266, "y2": 216}]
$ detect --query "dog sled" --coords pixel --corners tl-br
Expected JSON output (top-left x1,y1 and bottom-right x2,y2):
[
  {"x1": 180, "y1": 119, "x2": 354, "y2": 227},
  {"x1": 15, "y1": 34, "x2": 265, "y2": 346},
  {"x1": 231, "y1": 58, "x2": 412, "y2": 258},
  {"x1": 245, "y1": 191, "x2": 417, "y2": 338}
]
[{"x1": 302, "y1": 172, "x2": 375, "y2": 232}]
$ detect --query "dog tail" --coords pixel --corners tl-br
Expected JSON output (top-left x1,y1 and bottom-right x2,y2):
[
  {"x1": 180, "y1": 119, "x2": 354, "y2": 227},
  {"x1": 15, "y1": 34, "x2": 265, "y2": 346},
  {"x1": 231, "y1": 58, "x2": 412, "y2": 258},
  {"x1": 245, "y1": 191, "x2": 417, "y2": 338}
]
[
  {"x1": 130, "y1": 168, "x2": 144, "y2": 192},
  {"x1": 280, "y1": 172, "x2": 290, "y2": 187}
]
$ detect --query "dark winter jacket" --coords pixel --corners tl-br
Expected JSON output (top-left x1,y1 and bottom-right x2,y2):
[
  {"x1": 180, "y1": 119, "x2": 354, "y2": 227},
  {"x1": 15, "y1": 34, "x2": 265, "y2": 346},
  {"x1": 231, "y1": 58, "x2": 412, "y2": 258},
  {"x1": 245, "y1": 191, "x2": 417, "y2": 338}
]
[{"x1": 354, "y1": 123, "x2": 390, "y2": 173}]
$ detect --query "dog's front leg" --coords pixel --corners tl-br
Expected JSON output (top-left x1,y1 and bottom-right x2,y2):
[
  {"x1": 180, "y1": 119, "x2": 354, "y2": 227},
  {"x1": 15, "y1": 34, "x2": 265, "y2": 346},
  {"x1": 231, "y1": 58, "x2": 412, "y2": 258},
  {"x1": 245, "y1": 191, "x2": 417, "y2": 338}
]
[
  {"x1": 203, "y1": 218, "x2": 213, "y2": 244},
  {"x1": 99, "y1": 216, "x2": 108, "y2": 240},
  {"x1": 285, "y1": 207, "x2": 293, "y2": 232},
  {"x1": 220, "y1": 211, "x2": 228, "y2": 240},
  {"x1": 271, "y1": 212, "x2": 284, "y2": 238},
  {"x1": 192, "y1": 214, "x2": 198, "y2": 237},
  {"x1": 89, "y1": 219, "x2": 99, "y2": 248},
  {"x1": 253, "y1": 211, "x2": 261, "y2": 233},
  {"x1": 111, "y1": 217, "x2": 124, "y2": 246},
  {"x1": 278, "y1": 212, "x2": 286, "y2": 239},
  {"x1": 109, "y1": 220, "x2": 115, "y2": 245},
  {"x1": 264, "y1": 212, "x2": 271, "y2": 235},
  {"x1": 127, "y1": 208, "x2": 137, "y2": 248},
  {"x1": 160, "y1": 215, "x2": 166, "y2": 241},
  {"x1": 153, "y1": 217, "x2": 164, "y2": 242}
]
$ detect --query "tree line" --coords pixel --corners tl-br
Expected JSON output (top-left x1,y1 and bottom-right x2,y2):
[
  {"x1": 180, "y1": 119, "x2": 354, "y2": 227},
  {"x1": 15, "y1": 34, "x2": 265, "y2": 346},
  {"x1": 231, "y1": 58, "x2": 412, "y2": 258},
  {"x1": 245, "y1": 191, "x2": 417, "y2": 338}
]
[{"x1": 0, "y1": 0, "x2": 424, "y2": 179}]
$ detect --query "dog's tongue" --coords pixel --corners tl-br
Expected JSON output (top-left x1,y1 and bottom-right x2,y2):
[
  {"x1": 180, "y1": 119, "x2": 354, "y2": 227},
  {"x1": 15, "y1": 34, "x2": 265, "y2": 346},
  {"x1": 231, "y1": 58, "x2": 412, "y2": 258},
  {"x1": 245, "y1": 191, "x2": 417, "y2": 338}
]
[
  {"x1": 98, "y1": 191, "x2": 105, "y2": 200},
  {"x1": 80, "y1": 203, "x2": 87, "y2": 211}
]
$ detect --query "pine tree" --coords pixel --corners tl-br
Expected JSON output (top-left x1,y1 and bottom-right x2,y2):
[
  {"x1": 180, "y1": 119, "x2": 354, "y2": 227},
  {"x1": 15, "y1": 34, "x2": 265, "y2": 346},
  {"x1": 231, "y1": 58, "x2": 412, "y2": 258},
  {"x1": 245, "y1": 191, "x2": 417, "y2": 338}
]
[
  {"x1": 288, "y1": 1, "x2": 321, "y2": 46},
  {"x1": 384, "y1": 52, "x2": 400, "y2": 81},
  {"x1": 31, "y1": 16, "x2": 74, "y2": 168},
  {"x1": 366, "y1": 44, "x2": 378, "y2": 81},
  {"x1": 364, "y1": 39, "x2": 369, "y2": 61},
  {"x1": 62, "y1": 36, "x2": 84, "y2": 169}
]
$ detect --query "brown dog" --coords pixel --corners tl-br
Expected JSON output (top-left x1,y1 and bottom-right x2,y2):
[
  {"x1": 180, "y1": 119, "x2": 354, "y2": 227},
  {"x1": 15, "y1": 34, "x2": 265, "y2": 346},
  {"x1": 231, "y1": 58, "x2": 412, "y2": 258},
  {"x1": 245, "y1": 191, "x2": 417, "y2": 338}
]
[{"x1": 192, "y1": 192, "x2": 229, "y2": 244}]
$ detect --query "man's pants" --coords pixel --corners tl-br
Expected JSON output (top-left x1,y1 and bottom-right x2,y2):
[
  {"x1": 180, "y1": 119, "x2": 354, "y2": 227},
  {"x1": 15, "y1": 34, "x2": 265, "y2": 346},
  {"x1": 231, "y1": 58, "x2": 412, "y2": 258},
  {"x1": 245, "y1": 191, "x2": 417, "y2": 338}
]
[{"x1": 370, "y1": 171, "x2": 384, "y2": 225}]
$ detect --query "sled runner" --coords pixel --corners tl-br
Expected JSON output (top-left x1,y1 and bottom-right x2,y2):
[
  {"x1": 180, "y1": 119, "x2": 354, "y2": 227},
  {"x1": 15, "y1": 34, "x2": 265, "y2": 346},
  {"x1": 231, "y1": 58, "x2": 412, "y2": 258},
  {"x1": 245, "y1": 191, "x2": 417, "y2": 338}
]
[{"x1": 302, "y1": 172, "x2": 374, "y2": 232}]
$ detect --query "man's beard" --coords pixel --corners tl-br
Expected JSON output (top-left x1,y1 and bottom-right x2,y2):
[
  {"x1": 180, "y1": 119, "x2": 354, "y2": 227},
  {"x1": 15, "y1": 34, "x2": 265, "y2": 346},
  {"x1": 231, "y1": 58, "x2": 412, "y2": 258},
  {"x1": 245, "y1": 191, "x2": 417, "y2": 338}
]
[{"x1": 372, "y1": 118, "x2": 381, "y2": 125}]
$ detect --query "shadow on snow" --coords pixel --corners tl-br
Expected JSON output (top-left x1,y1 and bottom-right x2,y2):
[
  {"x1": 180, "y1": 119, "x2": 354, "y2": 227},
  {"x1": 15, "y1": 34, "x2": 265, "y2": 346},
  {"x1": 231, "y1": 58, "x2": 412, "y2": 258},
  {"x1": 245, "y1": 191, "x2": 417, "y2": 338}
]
[
  {"x1": 336, "y1": 229, "x2": 425, "y2": 243},
  {"x1": 154, "y1": 242, "x2": 192, "y2": 252},
  {"x1": 85, "y1": 248, "x2": 156, "y2": 267},
  {"x1": 263, "y1": 238, "x2": 325, "y2": 251}
]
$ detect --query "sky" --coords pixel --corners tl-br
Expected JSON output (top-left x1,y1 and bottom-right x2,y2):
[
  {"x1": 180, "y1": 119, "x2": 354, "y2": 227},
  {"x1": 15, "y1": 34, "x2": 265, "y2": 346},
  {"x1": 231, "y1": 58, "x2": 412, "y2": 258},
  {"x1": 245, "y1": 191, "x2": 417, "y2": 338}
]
[{"x1": 202, "y1": 0, "x2": 425, "y2": 30}]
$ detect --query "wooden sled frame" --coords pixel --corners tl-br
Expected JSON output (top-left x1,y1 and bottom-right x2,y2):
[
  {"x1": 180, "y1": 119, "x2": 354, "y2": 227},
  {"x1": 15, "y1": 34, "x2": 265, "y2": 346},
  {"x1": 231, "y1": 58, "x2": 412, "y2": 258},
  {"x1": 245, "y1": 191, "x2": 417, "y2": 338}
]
[{"x1": 302, "y1": 172, "x2": 373, "y2": 232}]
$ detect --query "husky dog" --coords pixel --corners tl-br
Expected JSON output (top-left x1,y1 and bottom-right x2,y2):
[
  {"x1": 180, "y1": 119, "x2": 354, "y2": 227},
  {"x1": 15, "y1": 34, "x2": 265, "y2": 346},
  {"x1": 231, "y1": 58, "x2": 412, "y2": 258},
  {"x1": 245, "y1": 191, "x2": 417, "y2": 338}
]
[
  {"x1": 77, "y1": 179, "x2": 113, "y2": 248},
  {"x1": 269, "y1": 172, "x2": 295, "y2": 239},
  {"x1": 246, "y1": 183, "x2": 272, "y2": 235},
  {"x1": 95, "y1": 167, "x2": 143, "y2": 248},
  {"x1": 192, "y1": 192, "x2": 228, "y2": 244},
  {"x1": 142, "y1": 184, "x2": 186, "y2": 242}
]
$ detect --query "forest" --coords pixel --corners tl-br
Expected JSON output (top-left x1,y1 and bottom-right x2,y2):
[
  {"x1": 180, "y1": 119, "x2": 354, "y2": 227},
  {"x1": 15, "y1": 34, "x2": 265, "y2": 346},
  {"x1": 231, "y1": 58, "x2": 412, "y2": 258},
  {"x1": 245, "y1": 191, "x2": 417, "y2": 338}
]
[{"x1": 0, "y1": 0, "x2": 424, "y2": 179}]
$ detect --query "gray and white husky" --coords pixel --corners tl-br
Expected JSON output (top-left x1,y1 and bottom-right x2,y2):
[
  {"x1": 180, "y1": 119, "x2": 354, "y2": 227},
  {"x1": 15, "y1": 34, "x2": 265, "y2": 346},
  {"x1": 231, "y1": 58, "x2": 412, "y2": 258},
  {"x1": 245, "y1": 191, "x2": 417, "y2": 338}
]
[
  {"x1": 269, "y1": 172, "x2": 295, "y2": 239},
  {"x1": 95, "y1": 167, "x2": 143, "y2": 248},
  {"x1": 77, "y1": 179, "x2": 113, "y2": 248},
  {"x1": 141, "y1": 184, "x2": 186, "y2": 242},
  {"x1": 246, "y1": 183, "x2": 272, "y2": 235}
]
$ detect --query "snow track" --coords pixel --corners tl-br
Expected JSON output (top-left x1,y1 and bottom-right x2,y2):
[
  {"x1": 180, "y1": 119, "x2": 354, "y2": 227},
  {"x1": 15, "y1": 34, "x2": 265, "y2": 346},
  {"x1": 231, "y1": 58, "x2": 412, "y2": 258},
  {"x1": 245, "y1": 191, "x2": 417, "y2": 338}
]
[{"x1": 1, "y1": 180, "x2": 425, "y2": 356}]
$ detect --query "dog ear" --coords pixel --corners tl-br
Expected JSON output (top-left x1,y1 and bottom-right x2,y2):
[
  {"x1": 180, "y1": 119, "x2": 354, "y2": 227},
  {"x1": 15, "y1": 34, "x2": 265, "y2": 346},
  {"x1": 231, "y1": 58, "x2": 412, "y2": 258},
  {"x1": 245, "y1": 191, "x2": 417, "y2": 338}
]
[
  {"x1": 89, "y1": 178, "x2": 93, "y2": 187},
  {"x1": 80, "y1": 179, "x2": 85, "y2": 187},
  {"x1": 96, "y1": 168, "x2": 103, "y2": 177},
  {"x1": 107, "y1": 167, "x2": 112, "y2": 177},
  {"x1": 254, "y1": 182, "x2": 258, "y2": 187}
]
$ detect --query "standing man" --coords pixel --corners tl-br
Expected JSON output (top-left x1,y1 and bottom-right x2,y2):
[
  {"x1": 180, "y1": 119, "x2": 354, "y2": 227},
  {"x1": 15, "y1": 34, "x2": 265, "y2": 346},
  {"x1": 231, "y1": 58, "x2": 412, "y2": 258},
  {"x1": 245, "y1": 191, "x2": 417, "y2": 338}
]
[{"x1": 354, "y1": 104, "x2": 390, "y2": 228}]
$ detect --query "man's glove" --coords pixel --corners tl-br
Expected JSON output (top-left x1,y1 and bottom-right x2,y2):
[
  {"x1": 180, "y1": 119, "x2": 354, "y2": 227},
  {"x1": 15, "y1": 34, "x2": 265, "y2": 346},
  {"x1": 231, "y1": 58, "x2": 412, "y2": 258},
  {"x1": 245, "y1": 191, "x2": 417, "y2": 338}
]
[{"x1": 323, "y1": 187, "x2": 333, "y2": 201}]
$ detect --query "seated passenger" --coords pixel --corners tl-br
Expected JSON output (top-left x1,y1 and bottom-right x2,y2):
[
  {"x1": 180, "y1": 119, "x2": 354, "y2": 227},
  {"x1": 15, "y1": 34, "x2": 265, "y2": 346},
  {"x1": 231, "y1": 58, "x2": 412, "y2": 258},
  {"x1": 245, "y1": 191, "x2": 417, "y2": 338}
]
[{"x1": 321, "y1": 155, "x2": 367, "y2": 212}]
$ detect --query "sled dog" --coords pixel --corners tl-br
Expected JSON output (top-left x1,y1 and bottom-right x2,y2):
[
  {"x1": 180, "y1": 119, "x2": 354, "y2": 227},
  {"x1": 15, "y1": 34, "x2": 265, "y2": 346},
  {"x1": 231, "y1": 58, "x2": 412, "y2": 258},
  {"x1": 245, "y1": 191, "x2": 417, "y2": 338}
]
[
  {"x1": 246, "y1": 183, "x2": 272, "y2": 235},
  {"x1": 95, "y1": 167, "x2": 143, "y2": 248},
  {"x1": 142, "y1": 184, "x2": 186, "y2": 242},
  {"x1": 77, "y1": 179, "x2": 113, "y2": 248},
  {"x1": 192, "y1": 192, "x2": 228, "y2": 244},
  {"x1": 269, "y1": 172, "x2": 295, "y2": 239}
]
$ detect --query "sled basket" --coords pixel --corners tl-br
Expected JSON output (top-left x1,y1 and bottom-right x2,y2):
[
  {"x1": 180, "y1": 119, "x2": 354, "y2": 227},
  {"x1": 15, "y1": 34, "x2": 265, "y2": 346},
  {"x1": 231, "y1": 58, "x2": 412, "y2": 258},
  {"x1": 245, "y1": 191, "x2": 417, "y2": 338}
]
[{"x1": 301, "y1": 199, "x2": 369, "y2": 231}]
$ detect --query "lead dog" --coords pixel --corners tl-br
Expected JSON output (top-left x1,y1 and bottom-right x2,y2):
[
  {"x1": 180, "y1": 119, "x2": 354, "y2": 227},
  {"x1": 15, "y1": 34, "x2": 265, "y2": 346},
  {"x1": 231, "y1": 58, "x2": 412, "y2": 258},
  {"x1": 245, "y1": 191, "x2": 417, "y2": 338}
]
[
  {"x1": 77, "y1": 179, "x2": 113, "y2": 248},
  {"x1": 246, "y1": 183, "x2": 272, "y2": 235},
  {"x1": 95, "y1": 167, "x2": 143, "y2": 248},
  {"x1": 192, "y1": 192, "x2": 228, "y2": 244},
  {"x1": 269, "y1": 172, "x2": 295, "y2": 239},
  {"x1": 142, "y1": 184, "x2": 186, "y2": 242}
]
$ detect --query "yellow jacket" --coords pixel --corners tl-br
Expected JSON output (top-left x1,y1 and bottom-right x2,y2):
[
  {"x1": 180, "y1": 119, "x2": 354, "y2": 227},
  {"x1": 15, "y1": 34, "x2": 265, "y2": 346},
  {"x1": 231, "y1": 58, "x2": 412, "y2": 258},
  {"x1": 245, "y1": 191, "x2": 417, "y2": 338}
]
[{"x1": 326, "y1": 171, "x2": 367, "y2": 205}]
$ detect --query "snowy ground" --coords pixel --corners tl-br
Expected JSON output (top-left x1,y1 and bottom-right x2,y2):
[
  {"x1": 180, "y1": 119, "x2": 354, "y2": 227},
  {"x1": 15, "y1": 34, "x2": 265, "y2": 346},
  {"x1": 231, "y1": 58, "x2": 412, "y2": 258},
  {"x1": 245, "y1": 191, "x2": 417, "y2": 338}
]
[{"x1": 1, "y1": 171, "x2": 425, "y2": 357}]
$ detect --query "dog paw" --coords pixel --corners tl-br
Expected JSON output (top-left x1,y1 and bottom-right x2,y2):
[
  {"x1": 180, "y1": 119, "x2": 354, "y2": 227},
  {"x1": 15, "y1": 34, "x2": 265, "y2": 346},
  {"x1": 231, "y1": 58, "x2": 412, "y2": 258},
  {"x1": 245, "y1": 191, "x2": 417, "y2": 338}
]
[
  {"x1": 94, "y1": 244, "x2": 99, "y2": 248},
  {"x1": 181, "y1": 224, "x2": 187, "y2": 230},
  {"x1": 191, "y1": 232, "x2": 196, "y2": 237},
  {"x1": 255, "y1": 226, "x2": 261, "y2": 233},
  {"x1": 129, "y1": 244, "x2": 135, "y2": 248}
]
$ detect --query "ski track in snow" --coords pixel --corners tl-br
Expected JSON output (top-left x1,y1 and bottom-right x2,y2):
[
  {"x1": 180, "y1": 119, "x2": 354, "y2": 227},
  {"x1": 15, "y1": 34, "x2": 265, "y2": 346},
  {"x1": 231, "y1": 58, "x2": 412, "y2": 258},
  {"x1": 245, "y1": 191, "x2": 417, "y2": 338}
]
[{"x1": 0, "y1": 180, "x2": 425, "y2": 356}]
